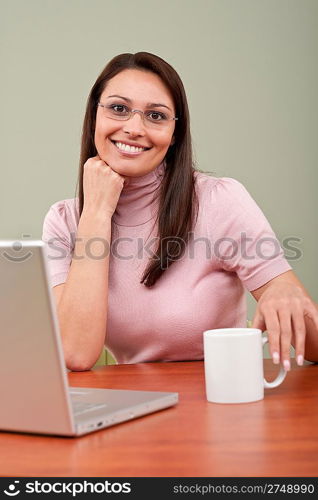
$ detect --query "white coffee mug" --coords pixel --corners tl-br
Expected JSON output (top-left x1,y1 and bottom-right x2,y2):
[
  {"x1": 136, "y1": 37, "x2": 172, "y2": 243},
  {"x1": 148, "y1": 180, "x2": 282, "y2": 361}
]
[{"x1": 203, "y1": 328, "x2": 287, "y2": 404}]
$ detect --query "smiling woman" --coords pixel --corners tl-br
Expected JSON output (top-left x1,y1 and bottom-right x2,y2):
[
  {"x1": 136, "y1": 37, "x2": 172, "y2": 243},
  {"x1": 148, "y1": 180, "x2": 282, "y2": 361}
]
[
  {"x1": 42, "y1": 52, "x2": 318, "y2": 372},
  {"x1": 94, "y1": 69, "x2": 177, "y2": 177},
  {"x1": 76, "y1": 53, "x2": 196, "y2": 290}
]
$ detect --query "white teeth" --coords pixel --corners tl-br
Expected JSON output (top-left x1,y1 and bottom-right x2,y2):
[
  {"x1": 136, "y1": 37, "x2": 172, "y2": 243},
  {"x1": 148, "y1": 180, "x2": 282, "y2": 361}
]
[{"x1": 115, "y1": 141, "x2": 145, "y2": 153}]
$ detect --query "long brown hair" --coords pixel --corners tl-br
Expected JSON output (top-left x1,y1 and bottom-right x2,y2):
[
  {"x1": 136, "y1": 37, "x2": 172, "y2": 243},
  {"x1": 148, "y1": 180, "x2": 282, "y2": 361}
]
[{"x1": 77, "y1": 52, "x2": 198, "y2": 287}]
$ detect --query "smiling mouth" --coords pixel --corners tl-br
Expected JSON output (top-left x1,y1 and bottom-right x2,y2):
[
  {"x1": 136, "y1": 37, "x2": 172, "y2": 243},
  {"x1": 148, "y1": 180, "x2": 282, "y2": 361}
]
[{"x1": 111, "y1": 140, "x2": 151, "y2": 154}]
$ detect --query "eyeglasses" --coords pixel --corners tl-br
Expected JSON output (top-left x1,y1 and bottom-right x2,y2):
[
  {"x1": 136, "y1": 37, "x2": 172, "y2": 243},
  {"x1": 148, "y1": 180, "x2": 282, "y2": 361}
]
[{"x1": 97, "y1": 102, "x2": 178, "y2": 128}]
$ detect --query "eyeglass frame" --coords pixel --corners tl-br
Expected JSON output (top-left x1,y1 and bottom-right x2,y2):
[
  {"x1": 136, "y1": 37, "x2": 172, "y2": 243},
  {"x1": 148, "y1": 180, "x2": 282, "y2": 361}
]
[{"x1": 97, "y1": 102, "x2": 178, "y2": 125}]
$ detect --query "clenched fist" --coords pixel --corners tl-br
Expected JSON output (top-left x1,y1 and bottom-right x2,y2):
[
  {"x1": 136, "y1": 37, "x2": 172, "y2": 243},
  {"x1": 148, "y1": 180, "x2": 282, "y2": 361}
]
[{"x1": 82, "y1": 156, "x2": 125, "y2": 218}]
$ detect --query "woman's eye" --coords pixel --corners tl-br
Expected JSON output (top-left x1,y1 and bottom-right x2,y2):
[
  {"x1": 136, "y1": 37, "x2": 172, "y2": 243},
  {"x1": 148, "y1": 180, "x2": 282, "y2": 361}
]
[
  {"x1": 110, "y1": 104, "x2": 128, "y2": 114},
  {"x1": 148, "y1": 111, "x2": 166, "y2": 121}
]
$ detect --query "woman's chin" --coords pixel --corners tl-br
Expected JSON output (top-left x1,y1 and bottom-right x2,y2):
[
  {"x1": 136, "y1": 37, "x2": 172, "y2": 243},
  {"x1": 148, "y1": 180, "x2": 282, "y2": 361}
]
[
  {"x1": 109, "y1": 164, "x2": 138, "y2": 176},
  {"x1": 107, "y1": 161, "x2": 156, "y2": 178}
]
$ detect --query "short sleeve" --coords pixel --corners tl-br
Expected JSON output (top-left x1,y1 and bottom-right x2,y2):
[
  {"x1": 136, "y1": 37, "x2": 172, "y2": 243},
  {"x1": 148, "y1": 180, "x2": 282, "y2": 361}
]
[
  {"x1": 208, "y1": 177, "x2": 292, "y2": 291},
  {"x1": 42, "y1": 199, "x2": 79, "y2": 288}
]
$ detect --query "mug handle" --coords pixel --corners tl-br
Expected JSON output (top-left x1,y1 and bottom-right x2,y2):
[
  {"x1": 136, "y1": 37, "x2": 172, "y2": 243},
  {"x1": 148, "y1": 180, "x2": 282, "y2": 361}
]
[{"x1": 262, "y1": 334, "x2": 287, "y2": 389}]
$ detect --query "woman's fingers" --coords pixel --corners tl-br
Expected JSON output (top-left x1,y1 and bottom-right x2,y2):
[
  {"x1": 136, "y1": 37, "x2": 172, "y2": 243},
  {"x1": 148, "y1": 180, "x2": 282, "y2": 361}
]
[
  {"x1": 252, "y1": 280, "x2": 318, "y2": 369},
  {"x1": 254, "y1": 299, "x2": 316, "y2": 370},
  {"x1": 277, "y1": 308, "x2": 292, "y2": 371},
  {"x1": 253, "y1": 306, "x2": 281, "y2": 364},
  {"x1": 82, "y1": 156, "x2": 125, "y2": 216},
  {"x1": 261, "y1": 309, "x2": 281, "y2": 364},
  {"x1": 289, "y1": 301, "x2": 306, "y2": 366},
  {"x1": 251, "y1": 308, "x2": 266, "y2": 331}
]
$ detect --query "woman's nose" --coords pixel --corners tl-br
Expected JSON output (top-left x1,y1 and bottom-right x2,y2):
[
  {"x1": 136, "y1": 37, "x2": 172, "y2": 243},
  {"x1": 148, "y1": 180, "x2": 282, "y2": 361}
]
[{"x1": 122, "y1": 111, "x2": 146, "y2": 136}]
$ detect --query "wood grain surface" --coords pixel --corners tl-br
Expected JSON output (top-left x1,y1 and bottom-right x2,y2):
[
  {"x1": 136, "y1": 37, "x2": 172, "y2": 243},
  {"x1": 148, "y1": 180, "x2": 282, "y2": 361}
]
[{"x1": 1, "y1": 360, "x2": 317, "y2": 477}]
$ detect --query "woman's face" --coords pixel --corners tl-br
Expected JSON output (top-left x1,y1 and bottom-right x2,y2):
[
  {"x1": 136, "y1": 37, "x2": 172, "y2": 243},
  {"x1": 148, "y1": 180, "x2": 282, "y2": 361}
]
[{"x1": 94, "y1": 69, "x2": 176, "y2": 177}]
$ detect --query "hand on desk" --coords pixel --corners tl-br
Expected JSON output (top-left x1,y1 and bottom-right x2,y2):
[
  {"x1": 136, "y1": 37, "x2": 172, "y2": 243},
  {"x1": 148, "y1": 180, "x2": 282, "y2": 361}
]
[{"x1": 251, "y1": 270, "x2": 318, "y2": 370}]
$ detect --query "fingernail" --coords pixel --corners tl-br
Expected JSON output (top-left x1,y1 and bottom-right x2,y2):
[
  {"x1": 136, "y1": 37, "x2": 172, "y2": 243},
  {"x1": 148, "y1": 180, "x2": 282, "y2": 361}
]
[
  {"x1": 297, "y1": 355, "x2": 304, "y2": 366},
  {"x1": 283, "y1": 359, "x2": 291, "y2": 371},
  {"x1": 272, "y1": 352, "x2": 280, "y2": 364}
]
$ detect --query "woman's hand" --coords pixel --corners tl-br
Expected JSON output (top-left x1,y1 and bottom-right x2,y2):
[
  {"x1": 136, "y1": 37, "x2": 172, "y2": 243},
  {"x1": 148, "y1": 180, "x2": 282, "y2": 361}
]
[
  {"x1": 251, "y1": 271, "x2": 318, "y2": 370},
  {"x1": 82, "y1": 155, "x2": 125, "y2": 217}
]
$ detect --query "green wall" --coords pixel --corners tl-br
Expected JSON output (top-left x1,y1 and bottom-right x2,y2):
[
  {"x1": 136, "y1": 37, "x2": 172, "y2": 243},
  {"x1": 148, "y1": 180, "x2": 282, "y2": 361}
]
[{"x1": 1, "y1": 0, "x2": 317, "y2": 326}]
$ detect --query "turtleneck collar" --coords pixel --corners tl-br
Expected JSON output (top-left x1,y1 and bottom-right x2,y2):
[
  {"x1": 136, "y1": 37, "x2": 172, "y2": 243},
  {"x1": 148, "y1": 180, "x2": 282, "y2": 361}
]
[{"x1": 112, "y1": 162, "x2": 165, "y2": 227}]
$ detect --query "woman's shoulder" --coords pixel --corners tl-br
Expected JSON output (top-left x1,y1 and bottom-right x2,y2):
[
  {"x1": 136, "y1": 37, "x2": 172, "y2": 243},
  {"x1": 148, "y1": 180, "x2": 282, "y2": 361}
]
[
  {"x1": 48, "y1": 197, "x2": 79, "y2": 213},
  {"x1": 47, "y1": 197, "x2": 78, "y2": 215},
  {"x1": 194, "y1": 170, "x2": 268, "y2": 230},
  {"x1": 43, "y1": 198, "x2": 79, "y2": 233},
  {"x1": 194, "y1": 170, "x2": 249, "y2": 203}
]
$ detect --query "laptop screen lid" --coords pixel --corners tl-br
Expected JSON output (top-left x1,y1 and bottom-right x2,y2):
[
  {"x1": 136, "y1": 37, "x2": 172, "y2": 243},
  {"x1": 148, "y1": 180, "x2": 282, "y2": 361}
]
[
  {"x1": 0, "y1": 241, "x2": 178, "y2": 437},
  {"x1": 0, "y1": 240, "x2": 76, "y2": 435}
]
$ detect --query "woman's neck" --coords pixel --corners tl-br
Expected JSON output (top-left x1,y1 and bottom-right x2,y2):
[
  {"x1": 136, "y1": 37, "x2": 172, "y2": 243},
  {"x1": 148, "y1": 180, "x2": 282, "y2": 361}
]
[{"x1": 112, "y1": 162, "x2": 165, "y2": 227}]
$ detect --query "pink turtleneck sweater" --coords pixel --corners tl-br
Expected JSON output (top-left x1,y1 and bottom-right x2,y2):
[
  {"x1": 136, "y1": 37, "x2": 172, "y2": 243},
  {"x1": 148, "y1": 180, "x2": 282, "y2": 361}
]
[{"x1": 42, "y1": 164, "x2": 291, "y2": 364}]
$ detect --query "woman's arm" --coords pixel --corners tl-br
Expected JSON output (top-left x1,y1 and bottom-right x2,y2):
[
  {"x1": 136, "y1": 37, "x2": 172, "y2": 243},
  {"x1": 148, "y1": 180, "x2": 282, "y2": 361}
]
[
  {"x1": 55, "y1": 156, "x2": 124, "y2": 371},
  {"x1": 251, "y1": 270, "x2": 318, "y2": 369},
  {"x1": 55, "y1": 212, "x2": 112, "y2": 371}
]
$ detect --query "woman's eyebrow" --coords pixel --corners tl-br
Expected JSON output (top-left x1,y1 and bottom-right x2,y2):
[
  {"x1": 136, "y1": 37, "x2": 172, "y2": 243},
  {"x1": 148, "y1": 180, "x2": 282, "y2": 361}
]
[
  {"x1": 106, "y1": 94, "x2": 172, "y2": 111},
  {"x1": 107, "y1": 94, "x2": 131, "y2": 103}
]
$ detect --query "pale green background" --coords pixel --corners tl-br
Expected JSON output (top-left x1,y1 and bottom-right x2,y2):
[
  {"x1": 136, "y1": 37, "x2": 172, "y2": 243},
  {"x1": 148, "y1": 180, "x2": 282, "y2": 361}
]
[{"x1": 1, "y1": 0, "x2": 317, "y2": 327}]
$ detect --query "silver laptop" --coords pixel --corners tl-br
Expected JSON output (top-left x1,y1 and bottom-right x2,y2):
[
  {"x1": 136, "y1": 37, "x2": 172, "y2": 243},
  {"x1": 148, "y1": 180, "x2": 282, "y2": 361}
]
[{"x1": 0, "y1": 240, "x2": 178, "y2": 436}]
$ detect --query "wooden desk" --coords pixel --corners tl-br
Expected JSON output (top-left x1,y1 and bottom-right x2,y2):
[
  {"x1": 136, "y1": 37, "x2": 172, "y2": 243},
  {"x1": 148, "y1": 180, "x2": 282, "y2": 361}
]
[{"x1": 1, "y1": 360, "x2": 317, "y2": 477}]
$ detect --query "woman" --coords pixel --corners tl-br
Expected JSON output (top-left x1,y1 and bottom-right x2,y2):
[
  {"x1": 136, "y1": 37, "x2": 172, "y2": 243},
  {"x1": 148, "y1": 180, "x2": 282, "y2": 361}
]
[{"x1": 43, "y1": 52, "x2": 318, "y2": 371}]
